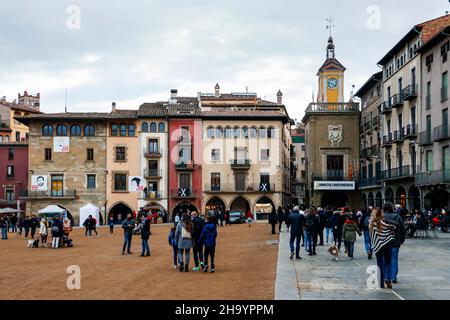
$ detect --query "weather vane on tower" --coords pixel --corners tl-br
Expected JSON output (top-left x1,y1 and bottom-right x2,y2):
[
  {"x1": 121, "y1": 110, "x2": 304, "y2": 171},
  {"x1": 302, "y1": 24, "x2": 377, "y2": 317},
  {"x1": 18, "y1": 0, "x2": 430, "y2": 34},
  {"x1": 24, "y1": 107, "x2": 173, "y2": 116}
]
[
  {"x1": 325, "y1": 14, "x2": 336, "y2": 58},
  {"x1": 326, "y1": 14, "x2": 335, "y2": 38}
]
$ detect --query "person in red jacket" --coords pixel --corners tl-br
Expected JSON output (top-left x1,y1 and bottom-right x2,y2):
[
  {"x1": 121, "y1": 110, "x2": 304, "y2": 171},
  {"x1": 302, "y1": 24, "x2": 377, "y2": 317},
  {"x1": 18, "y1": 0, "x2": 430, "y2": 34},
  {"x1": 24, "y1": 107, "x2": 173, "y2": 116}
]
[{"x1": 246, "y1": 210, "x2": 254, "y2": 228}]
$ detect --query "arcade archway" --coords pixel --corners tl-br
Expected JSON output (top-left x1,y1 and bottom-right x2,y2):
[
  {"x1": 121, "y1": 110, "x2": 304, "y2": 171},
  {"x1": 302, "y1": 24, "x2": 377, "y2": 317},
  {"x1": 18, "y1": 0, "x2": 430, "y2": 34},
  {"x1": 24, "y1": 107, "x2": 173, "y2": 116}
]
[
  {"x1": 385, "y1": 187, "x2": 394, "y2": 204},
  {"x1": 142, "y1": 202, "x2": 168, "y2": 223},
  {"x1": 172, "y1": 202, "x2": 198, "y2": 221},
  {"x1": 375, "y1": 192, "x2": 383, "y2": 208},
  {"x1": 205, "y1": 196, "x2": 226, "y2": 214},
  {"x1": 255, "y1": 196, "x2": 275, "y2": 220},
  {"x1": 395, "y1": 186, "x2": 406, "y2": 208},
  {"x1": 230, "y1": 196, "x2": 250, "y2": 214},
  {"x1": 109, "y1": 202, "x2": 133, "y2": 224},
  {"x1": 424, "y1": 189, "x2": 449, "y2": 210},
  {"x1": 408, "y1": 186, "x2": 420, "y2": 210},
  {"x1": 367, "y1": 192, "x2": 374, "y2": 208}
]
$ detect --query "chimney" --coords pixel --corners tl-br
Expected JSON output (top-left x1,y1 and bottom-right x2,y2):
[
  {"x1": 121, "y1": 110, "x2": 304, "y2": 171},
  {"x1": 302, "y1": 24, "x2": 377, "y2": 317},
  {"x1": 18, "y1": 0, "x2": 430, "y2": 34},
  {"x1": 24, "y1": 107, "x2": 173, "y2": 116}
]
[
  {"x1": 112, "y1": 102, "x2": 116, "y2": 112},
  {"x1": 215, "y1": 83, "x2": 220, "y2": 97},
  {"x1": 277, "y1": 90, "x2": 283, "y2": 104},
  {"x1": 169, "y1": 89, "x2": 178, "y2": 104}
]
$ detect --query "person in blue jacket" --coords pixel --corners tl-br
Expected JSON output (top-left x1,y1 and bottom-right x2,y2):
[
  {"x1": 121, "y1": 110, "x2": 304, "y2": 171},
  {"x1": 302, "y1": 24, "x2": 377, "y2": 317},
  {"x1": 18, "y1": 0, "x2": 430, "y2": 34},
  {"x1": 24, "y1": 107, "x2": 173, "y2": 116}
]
[
  {"x1": 200, "y1": 214, "x2": 218, "y2": 273},
  {"x1": 168, "y1": 226, "x2": 178, "y2": 269}
]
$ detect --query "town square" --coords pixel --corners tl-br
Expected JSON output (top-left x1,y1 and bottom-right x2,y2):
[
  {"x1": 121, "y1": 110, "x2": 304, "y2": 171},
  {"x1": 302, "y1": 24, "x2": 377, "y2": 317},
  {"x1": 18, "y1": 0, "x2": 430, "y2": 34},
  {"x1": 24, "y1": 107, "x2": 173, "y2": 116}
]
[{"x1": 0, "y1": 0, "x2": 450, "y2": 305}]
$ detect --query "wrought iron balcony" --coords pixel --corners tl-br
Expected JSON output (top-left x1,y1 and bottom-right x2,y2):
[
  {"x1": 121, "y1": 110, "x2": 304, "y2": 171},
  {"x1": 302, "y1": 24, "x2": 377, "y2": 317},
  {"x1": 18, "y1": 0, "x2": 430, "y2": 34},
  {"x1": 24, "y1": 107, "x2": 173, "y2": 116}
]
[
  {"x1": 19, "y1": 189, "x2": 77, "y2": 200},
  {"x1": 382, "y1": 133, "x2": 393, "y2": 146},
  {"x1": 381, "y1": 166, "x2": 414, "y2": 181},
  {"x1": 402, "y1": 85, "x2": 418, "y2": 101},
  {"x1": 305, "y1": 102, "x2": 360, "y2": 113},
  {"x1": 418, "y1": 131, "x2": 433, "y2": 146},
  {"x1": 380, "y1": 101, "x2": 392, "y2": 114},
  {"x1": 175, "y1": 161, "x2": 195, "y2": 171},
  {"x1": 404, "y1": 124, "x2": 418, "y2": 138},
  {"x1": 143, "y1": 147, "x2": 162, "y2": 158},
  {"x1": 391, "y1": 94, "x2": 404, "y2": 108},
  {"x1": 312, "y1": 173, "x2": 357, "y2": 182},
  {"x1": 203, "y1": 183, "x2": 276, "y2": 193},
  {"x1": 392, "y1": 128, "x2": 405, "y2": 143},
  {"x1": 142, "y1": 191, "x2": 162, "y2": 199},
  {"x1": 358, "y1": 177, "x2": 382, "y2": 188},
  {"x1": 170, "y1": 188, "x2": 197, "y2": 199},
  {"x1": 143, "y1": 168, "x2": 162, "y2": 179},
  {"x1": 415, "y1": 170, "x2": 450, "y2": 185},
  {"x1": 434, "y1": 125, "x2": 450, "y2": 142},
  {"x1": 230, "y1": 159, "x2": 251, "y2": 170}
]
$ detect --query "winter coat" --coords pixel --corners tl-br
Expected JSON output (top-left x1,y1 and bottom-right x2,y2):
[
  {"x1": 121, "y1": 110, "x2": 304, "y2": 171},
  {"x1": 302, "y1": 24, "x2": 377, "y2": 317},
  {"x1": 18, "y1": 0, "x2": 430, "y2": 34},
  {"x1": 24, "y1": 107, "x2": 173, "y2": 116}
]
[
  {"x1": 383, "y1": 212, "x2": 405, "y2": 247},
  {"x1": 277, "y1": 208, "x2": 284, "y2": 222},
  {"x1": 192, "y1": 216, "x2": 205, "y2": 243},
  {"x1": 141, "y1": 219, "x2": 151, "y2": 240},
  {"x1": 30, "y1": 218, "x2": 39, "y2": 229},
  {"x1": 268, "y1": 211, "x2": 278, "y2": 224},
  {"x1": 0, "y1": 219, "x2": 7, "y2": 228},
  {"x1": 331, "y1": 214, "x2": 345, "y2": 236},
  {"x1": 286, "y1": 211, "x2": 306, "y2": 235},
  {"x1": 342, "y1": 220, "x2": 361, "y2": 243},
  {"x1": 305, "y1": 213, "x2": 320, "y2": 233},
  {"x1": 325, "y1": 211, "x2": 333, "y2": 228},
  {"x1": 318, "y1": 210, "x2": 327, "y2": 229},
  {"x1": 199, "y1": 222, "x2": 217, "y2": 247},
  {"x1": 51, "y1": 219, "x2": 63, "y2": 237},
  {"x1": 39, "y1": 221, "x2": 48, "y2": 235},
  {"x1": 122, "y1": 219, "x2": 135, "y2": 236},
  {"x1": 175, "y1": 221, "x2": 194, "y2": 249}
]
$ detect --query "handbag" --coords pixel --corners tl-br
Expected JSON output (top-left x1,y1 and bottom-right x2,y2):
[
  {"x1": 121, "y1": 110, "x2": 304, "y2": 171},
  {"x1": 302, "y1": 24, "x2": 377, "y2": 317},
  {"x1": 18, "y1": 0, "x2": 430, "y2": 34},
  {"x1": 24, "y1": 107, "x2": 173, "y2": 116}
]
[{"x1": 181, "y1": 225, "x2": 192, "y2": 239}]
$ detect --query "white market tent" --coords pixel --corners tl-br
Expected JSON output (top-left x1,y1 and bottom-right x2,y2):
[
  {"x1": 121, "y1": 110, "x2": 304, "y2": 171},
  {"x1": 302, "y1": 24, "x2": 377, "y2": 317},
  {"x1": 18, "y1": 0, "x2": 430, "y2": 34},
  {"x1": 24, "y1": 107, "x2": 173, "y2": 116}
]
[
  {"x1": 79, "y1": 203, "x2": 100, "y2": 227},
  {"x1": 38, "y1": 205, "x2": 66, "y2": 215}
]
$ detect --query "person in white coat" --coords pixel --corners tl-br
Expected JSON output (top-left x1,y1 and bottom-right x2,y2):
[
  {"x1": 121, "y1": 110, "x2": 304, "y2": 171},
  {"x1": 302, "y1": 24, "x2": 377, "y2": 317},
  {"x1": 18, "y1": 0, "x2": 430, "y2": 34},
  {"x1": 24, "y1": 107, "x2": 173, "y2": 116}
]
[{"x1": 39, "y1": 218, "x2": 48, "y2": 246}]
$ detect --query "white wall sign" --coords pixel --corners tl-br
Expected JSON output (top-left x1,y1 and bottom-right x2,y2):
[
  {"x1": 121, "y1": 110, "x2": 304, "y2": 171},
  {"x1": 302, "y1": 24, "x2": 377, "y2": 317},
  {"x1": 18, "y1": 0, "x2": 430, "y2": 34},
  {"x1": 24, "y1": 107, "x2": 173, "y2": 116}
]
[
  {"x1": 314, "y1": 181, "x2": 355, "y2": 191},
  {"x1": 129, "y1": 176, "x2": 144, "y2": 192},
  {"x1": 31, "y1": 175, "x2": 48, "y2": 191},
  {"x1": 54, "y1": 137, "x2": 70, "y2": 153}
]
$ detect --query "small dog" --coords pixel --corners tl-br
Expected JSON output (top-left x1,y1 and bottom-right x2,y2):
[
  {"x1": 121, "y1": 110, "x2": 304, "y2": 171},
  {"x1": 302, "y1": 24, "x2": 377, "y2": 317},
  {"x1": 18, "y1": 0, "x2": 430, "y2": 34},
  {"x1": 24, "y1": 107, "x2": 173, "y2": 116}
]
[
  {"x1": 27, "y1": 239, "x2": 40, "y2": 248},
  {"x1": 328, "y1": 245, "x2": 339, "y2": 262}
]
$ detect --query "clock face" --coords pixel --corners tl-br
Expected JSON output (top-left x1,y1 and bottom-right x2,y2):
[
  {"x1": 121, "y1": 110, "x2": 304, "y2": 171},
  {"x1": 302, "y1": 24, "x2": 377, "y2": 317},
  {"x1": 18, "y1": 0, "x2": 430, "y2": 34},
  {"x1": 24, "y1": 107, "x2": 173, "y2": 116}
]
[{"x1": 327, "y1": 78, "x2": 338, "y2": 89}]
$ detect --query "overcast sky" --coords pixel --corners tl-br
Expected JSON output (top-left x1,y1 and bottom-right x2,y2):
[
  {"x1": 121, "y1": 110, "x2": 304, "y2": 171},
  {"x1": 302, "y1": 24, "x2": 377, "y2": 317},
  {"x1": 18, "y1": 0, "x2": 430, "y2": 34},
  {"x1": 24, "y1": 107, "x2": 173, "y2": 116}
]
[{"x1": 0, "y1": 0, "x2": 448, "y2": 120}]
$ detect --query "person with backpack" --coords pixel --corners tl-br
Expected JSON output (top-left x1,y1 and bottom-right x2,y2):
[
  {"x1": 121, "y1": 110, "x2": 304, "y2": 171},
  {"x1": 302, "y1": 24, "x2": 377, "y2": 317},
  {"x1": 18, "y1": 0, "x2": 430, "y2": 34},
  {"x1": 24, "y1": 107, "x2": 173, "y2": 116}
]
[
  {"x1": 268, "y1": 208, "x2": 278, "y2": 235},
  {"x1": 342, "y1": 215, "x2": 361, "y2": 259},
  {"x1": 175, "y1": 213, "x2": 194, "y2": 272},
  {"x1": 305, "y1": 208, "x2": 320, "y2": 256},
  {"x1": 168, "y1": 226, "x2": 178, "y2": 269},
  {"x1": 200, "y1": 214, "x2": 218, "y2": 273},
  {"x1": 383, "y1": 203, "x2": 406, "y2": 284},
  {"x1": 121, "y1": 214, "x2": 135, "y2": 255},
  {"x1": 331, "y1": 210, "x2": 345, "y2": 251},
  {"x1": 51, "y1": 216, "x2": 63, "y2": 249},
  {"x1": 140, "y1": 214, "x2": 151, "y2": 257},
  {"x1": 286, "y1": 206, "x2": 306, "y2": 260},
  {"x1": 324, "y1": 207, "x2": 334, "y2": 244},
  {"x1": 191, "y1": 211, "x2": 205, "y2": 271}
]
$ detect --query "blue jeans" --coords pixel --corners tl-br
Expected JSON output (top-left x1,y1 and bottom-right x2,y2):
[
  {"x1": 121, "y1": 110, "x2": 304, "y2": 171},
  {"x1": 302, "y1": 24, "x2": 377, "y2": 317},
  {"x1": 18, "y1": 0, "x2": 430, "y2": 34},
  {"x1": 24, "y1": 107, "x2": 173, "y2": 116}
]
[
  {"x1": 1, "y1": 227, "x2": 7, "y2": 239},
  {"x1": 141, "y1": 239, "x2": 150, "y2": 255},
  {"x1": 304, "y1": 230, "x2": 311, "y2": 251},
  {"x1": 178, "y1": 248, "x2": 190, "y2": 266},
  {"x1": 122, "y1": 233, "x2": 132, "y2": 253},
  {"x1": 344, "y1": 241, "x2": 354, "y2": 258},
  {"x1": 193, "y1": 243, "x2": 204, "y2": 267},
  {"x1": 391, "y1": 247, "x2": 399, "y2": 282},
  {"x1": 382, "y1": 246, "x2": 393, "y2": 282},
  {"x1": 325, "y1": 227, "x2": 333, "y2": 243},
  {"x1": 289, "y1": 233, "x2": 301, "y2": 257},
  {"x1": 172, "y1": 246, "x2": 178, "y2": 266},
  {"x1": 363, "y1": 230, "x2": 372, "y2": 254}
]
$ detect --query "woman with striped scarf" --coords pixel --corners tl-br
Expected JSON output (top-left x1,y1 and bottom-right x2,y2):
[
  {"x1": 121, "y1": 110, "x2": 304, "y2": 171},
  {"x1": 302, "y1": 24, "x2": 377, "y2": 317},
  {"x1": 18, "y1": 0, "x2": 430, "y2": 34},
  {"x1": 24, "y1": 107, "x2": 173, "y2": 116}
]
[{"x1": 369, "y1": 208, "x2": 396, "y2": 289}]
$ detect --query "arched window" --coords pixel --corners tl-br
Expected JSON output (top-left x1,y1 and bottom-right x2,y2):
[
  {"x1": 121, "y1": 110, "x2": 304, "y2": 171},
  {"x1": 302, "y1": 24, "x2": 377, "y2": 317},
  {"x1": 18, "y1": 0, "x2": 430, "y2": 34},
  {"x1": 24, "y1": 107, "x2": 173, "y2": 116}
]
[
  {"x1": 4, "y1": 135, "x2": 9, "y2": 142},
  {"x1": 268, "y1": 126, "x2": 276, "y2": 139},
  {"x1": 225, "y1": 126, "x2": 233, "y2": 139},
  {"x1": 128, "y1": 124, "x2": 135, "y2": 136},
  {"x1": 119, "y1": 124, "x2": 127, "y2": 136},
  {"x1": 250, "y1": 126, "x2": 257, "y2": 138},
  {"x1": 233, "y1": 126, "x2": 240, "y2": 139},
  {"x1": 207, "y1": 126, "x2": 215, "y2": 139},
  {"x1": 84, "y1": 124, "x2": 95, "y2": 136},
  {"x1": 42, "y1": 124, "x2": 53, "y2": 136},
  {"x1": 216, "y1": 126, "x2": 223, "y2": 139},
  {"x1": 0, "y1": 136, "x2": 3, "y2": 142},
  {"x1": 258, "y1": 126, "x2": 267, "y2": 138},
  {"x1": 242, "y1": 126, "x2": 249, "y2": 139},
  {"x1": 56, "y1": 124, "x2": 67, "y2": 136},
  {"x1": 111, "y1": 124, "x2": 118, "y2": 136},
  {"x1": 141, "y1": 122, "x2": 149, "y2": 132},
  {"x1": 150, "y1": 122, "x2": 157, "y2": 132},
  {"x1": 158, "y1": 122, "x2": 165, "y2": 132},
  {"x1": 70, "y1": 125, "x2": 81, "y2": 136}
]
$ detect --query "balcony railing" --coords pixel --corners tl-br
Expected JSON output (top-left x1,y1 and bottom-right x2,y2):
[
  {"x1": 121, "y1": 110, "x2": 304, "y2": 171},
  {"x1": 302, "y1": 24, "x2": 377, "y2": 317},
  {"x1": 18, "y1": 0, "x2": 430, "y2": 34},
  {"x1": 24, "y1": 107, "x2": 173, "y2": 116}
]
[
  {"x1": 402, "y1": 84, "x2": 418, "y2": 101},
  {"x1": 381, "y1": 166, "x2": 413, "y2": 181},
  {"x1": 358, "y1": 177, "x2": 382, "y2": 188},
  {"x1": 416, "y1": 169, "x2": 450, "y2": 185},
  {"x1": 20, "y1": 189, "x2": 77, "y2": 199},
  {"x1": 143, "y1": 147, "x2": 162, "y2": 157},
  {"x1": 404, "y1": 124, "x2": 418, "y2": 138},
  {"x1": 312, "y1": 173, "x2": 357, "y2": 182},
  {"x1": 170, "y1": 188, "x2": 197, "y2": 199},
  {"x1": 391, "y1": 94, "x2": 404, "y2": 108},
  {"x1": 418, "y1": 131, "x2": 433, "y2": 146},
  {"x1": 175, "y1": 161, "x2": 195, "y2": 170},
  {"x1": 142, "y1": 191, "x2": 162, "y2": 199},
  {"x1": 380, "y1": 101, "x2": 392, "y2": 114},
  {"x1": 204, "y1": 183, "x2": 276, "y2": 193},
  {"x1": 434, "y1": 125, "x2": 450, "y2": 142},
  {"x1": 393, "y1": 129, "x2": 404, "y2": 143},
  {"x1": 305, "y1": 102, "x2": 360, "y2": 113},
  {"x1": 382, "y1": 133, "x2": 393, "y2": 146},
  {"x1": 230, "y1": 159, "x2": 251, "y2": 170},
  {"x1": 143, "y1": 168, "x2": 162, "y2": 178},
  {"x1": 441, "y1": 87, "x2": 448, "y2": 102}
]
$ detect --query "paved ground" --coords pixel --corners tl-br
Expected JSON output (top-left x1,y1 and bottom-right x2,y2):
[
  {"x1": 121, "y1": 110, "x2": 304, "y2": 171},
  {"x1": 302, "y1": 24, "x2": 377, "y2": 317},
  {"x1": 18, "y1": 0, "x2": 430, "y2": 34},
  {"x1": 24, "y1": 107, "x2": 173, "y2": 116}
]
[
  {"x1": 275, "y1": 225, "x2": 450, "y2": 300},
  {"x1": 0, "y1": 222, "x2": 278, "y2": 300}
]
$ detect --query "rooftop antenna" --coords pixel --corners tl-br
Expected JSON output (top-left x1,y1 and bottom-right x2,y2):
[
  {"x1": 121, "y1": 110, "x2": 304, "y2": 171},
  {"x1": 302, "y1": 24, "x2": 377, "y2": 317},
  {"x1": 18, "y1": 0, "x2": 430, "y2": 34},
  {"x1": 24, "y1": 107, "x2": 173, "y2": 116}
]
[
  {"x1": 245, "y1": 86, "x2": 248, "y2": 93},
  {"x1": 64, "y1": 88, "x2": 68, "y2": 113},
  {"x1": 326, "y1": 14, "x2": 335, "y2": 38}
]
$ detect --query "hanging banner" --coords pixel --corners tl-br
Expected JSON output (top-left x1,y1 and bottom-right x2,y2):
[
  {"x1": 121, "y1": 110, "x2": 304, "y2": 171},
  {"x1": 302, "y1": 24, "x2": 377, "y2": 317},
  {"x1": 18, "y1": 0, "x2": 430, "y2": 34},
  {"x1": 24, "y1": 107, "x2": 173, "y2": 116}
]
[
  {"x1": 129, "y1": 176, "x2": 144, "y2": 192},
  {"x1": 31, "y1": 175, "x2": 48, "y2": 191},
  {"x1": 54, "y1": 137, "x2": 70, "y2": 152}
]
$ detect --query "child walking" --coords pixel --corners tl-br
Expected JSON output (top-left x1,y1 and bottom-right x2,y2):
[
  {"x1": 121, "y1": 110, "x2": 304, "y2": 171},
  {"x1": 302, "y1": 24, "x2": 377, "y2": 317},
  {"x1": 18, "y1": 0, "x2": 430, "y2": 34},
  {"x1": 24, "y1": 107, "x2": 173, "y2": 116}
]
[{"x1": 200, "y1": 215, "x2": 218, "y2": 273}]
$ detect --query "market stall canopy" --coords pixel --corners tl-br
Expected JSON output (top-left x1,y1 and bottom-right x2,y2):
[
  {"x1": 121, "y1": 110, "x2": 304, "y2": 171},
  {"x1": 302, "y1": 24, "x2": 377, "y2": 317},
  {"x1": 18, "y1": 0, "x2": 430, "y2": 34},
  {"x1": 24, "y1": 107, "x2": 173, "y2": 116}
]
[
  {"x1": 0, "y1": 207, "x2": 24, "y2": 214},
  {"x1": 79, "y1": 203, "x2": 100, "y2": 227},
  {"x1": 38, "y1": 205, "x2": 66, "y2": 214}
]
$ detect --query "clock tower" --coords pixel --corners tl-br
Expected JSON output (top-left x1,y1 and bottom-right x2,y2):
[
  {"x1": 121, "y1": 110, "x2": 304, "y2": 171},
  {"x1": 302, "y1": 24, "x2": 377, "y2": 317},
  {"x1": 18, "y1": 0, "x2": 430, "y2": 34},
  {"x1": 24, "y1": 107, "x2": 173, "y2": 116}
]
[{"x1": 316, "y1": 36, "x2": 346, "y2": 103}]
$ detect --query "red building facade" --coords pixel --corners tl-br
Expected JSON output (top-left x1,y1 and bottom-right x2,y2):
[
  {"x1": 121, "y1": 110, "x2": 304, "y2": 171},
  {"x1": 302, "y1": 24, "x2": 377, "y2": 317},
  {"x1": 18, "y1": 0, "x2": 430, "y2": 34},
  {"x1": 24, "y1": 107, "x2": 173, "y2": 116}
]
[{"x1": 0, "y1": 142, "x2": 28, "y2": 211}]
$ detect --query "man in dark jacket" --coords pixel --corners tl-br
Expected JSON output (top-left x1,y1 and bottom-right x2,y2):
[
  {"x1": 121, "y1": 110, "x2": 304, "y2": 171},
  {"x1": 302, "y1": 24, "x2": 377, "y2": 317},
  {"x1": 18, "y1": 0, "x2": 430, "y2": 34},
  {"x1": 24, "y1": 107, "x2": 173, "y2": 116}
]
[
  {"x1": 121, "y1": 214, "x2": 135, "y2": 255},
  {"x1": 383, "y1": 203, "x2": 406, "y2": 284},
  {"x1": 268, "y1": 209, "x2": 278, "y2": 235},
  {"x1": 317, "y1": 208, "x2": 327, "y2": 246},
  {"x1": 200, "y1": 215, "x2": 218, "y2": 273},
  {"x1": 305, "y1": 209, "x2": 320, "y2": 256},
  {"x1": 140, "y1": 214, "x2": 151, "y2": 257},
  {"x1": 191, "y1": 211, "x2": 205, "y2": 271},
  {"x1": 286, "y1": 206, "x2": 306, "y2": 260},
  {"x1": 30, "y1": 216, "x2": 39, "y2": 239},
  {"x1": 277, "y1": 206, "x2": 284, "y2": 232},
  {"x1": 23, "y1": 216, "x2": 30, "y2": 238}
]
